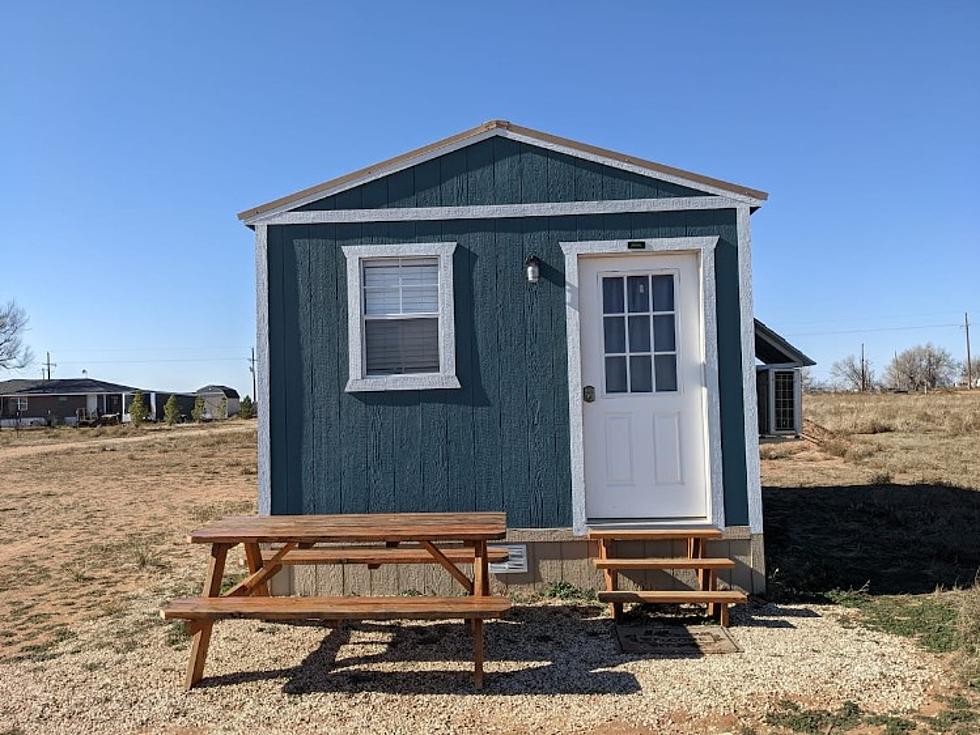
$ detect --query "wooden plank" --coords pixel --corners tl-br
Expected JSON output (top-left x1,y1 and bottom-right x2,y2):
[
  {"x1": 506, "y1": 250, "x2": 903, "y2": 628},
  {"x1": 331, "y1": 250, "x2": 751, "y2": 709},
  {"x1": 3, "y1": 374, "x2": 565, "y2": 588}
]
[
  {"x1": 225, "y1": 543, "x2": 296, "y2": 597},
  {"x1": 420, "y1": 541, "x2": 473, "y2": 594},
  {"x1": 587, "y1": 527, "x2": 723, "y2": 541},
  {"x1": 185, "y1": 543, "x2": 228, "y2": 689},
  {"x1": 593, "y1": 558, "x2": 736, "y2": 570},
  {"x1": 243, "y1": 543, "x2": 270, "y2": 596},
  {"x1": 162, "y1": 595, "x2": 511, "y2": 621},
  {"x1": 189, "y1": 512, "x2": 508, "y2": 544},
  {"x1": 473, "y1": 617, "x2": 484, "y2": 688},
  {"x1": 596, "y1": 590, "x2": 746, "y2": 604},
  {"x1": 261, "y1": 546, "x2": 508, "y2": 565}
]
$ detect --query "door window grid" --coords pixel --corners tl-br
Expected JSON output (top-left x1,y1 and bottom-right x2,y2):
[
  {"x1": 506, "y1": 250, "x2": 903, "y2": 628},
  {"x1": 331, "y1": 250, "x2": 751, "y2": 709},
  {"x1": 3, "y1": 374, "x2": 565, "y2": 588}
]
[{"x1": 601, "y1": 273, "x2": 678, "y2": 394}]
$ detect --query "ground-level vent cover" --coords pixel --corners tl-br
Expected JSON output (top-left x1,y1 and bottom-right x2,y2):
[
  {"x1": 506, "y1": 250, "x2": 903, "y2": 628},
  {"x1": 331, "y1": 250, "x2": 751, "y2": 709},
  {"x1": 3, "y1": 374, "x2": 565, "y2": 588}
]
[{"x1": 488, "y1": 544, "x2": 527, "y2": 574}]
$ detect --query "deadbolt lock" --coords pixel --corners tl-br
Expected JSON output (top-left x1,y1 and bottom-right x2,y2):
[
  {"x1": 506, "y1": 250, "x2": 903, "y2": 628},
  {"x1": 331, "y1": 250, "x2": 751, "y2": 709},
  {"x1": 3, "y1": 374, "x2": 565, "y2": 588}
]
[{"x1": 583, "y1": 385, "x2": 596, "y2": 403}]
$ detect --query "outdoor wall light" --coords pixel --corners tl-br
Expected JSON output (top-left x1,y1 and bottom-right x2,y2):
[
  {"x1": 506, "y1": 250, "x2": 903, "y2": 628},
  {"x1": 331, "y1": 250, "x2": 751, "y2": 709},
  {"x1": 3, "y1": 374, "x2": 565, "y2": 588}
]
[{"x1": 524, "y1": 255, "x2": 541, "y2": 284}]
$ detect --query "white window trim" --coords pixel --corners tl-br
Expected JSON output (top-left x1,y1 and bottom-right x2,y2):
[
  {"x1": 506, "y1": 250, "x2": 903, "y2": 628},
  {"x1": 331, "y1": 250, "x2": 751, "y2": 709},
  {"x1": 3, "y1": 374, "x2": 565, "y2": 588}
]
[
  {"x1": 342, "y1": 242, "x2": 460, "y2": 392},
  {"x1": 15, "y1": 397, "x2": 28, "y2": 411}
]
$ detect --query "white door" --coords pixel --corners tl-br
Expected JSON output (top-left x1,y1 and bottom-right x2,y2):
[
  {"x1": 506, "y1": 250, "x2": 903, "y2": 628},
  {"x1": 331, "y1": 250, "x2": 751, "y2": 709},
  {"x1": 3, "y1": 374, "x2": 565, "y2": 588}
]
[{"x1": 580, "y1": 252, "x2": 709, "y2": 520}]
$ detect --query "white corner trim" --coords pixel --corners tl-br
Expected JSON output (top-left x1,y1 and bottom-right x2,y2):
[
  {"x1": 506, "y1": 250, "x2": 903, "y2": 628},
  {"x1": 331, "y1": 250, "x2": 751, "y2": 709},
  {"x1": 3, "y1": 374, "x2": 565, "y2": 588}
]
[
  {"x1": 342, "y1": 242, "x2": 459, "y2": 393},
  {"x1": 738, "y1": 206, "x2": 764, "y2": 534},
  {"x1": 560, "y1": 237, "x2": 723, "y2": 536},
  {"x1": 248, "y1": 196, "x2": 741, "y2": 226},
  {"x1": 255, "y1": 224, "x2": 271, "y2": 516}
]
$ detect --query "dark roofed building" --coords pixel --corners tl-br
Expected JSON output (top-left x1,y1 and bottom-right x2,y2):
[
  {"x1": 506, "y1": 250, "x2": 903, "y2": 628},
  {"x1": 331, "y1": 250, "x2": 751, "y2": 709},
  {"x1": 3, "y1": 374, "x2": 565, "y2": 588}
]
[
  {"x1": 754, "y1": 319, "x2": 816, "y2": 437},
  {"x1": 196, "y1": 385, "x2": 240, "y2": 419},
  {"x1": 0, "y1": 377, "x2": 152, "y2": 427}
]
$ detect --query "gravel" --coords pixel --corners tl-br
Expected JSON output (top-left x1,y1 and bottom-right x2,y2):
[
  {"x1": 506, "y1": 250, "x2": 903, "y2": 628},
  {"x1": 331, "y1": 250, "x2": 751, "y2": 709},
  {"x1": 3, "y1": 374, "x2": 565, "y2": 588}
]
[{"x1": 0, "y1": 598, "x2": 941, "y2": 734}]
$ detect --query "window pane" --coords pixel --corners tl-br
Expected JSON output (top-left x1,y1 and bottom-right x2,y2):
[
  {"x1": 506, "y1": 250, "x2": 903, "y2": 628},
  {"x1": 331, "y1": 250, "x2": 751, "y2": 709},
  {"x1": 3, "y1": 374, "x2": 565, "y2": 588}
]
[
  {"x1": 655, "y1": 354, "x2": 678, "y2": 391},
  {"x1": 627, "y1": 275, "x2": 649, "y2": 313},
  {"x1": 629, "y1": 355, "x2": 652, "y2": 393},
  {"x1": 602, "y1": 277, "x2": 624, "y2": 314},
  {"x1": 365, "y1": 318, "x2": 439, "y2": 375},
  {"x1": 605, "y1": 356, "x2": 627, "y2": 393},
  {"x1": 627, "y1": 315, "x2": 651, "y2": 353},
  {"x1": 399, "y1": 261, "x2": 438, "y2": 286},
  {"x1": 362, "y1": 264, "x2": 402, "y2": 289},
  {"x1": 401, "y1": 286, "x2": 438, "y2": 314},
  {"x1": 603, "y1": 317, "x2": 626, "y2": 354},
  {"x1": 653, "y1": 314, "x2": 676, "y2": 352},
  {"x1": 364, "y1": 288, "x2": 401, "y2": 316},
  {"x1": 652, "y1": 275, "x2": 674, "y2": 311}
]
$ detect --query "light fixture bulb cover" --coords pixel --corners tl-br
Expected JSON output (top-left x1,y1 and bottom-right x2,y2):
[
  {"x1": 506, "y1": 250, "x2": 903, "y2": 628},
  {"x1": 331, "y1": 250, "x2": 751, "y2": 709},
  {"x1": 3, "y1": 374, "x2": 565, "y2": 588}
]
[{"x1": 524, "y1": 255, "x2": 541, "y2": 283}]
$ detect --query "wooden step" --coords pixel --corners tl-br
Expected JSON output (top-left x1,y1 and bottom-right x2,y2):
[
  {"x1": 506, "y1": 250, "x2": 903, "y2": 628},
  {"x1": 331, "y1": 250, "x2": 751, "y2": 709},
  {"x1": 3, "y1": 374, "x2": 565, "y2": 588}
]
[
  {"x1": 261, "y1": 545, "x2": 509, "y2": 566},
  {"x1": 593, "y1": 557, "x2": 735, "y2": 571},
  {"x1": 588, "y1": 527, "x2": 723, "y2": 541},
  {"x1": 161, "y1": 595, "x2": 512, "y2": 622},
  {"x1": 597, "y1": 590, "x2": 746, "y2": 605}
]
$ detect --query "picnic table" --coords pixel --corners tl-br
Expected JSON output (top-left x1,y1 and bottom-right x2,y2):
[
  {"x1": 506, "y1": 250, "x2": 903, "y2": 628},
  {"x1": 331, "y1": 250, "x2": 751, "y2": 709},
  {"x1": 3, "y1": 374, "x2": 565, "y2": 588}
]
[{"x1": 161, "y1": 512, "x2": 510, "y2": 689}]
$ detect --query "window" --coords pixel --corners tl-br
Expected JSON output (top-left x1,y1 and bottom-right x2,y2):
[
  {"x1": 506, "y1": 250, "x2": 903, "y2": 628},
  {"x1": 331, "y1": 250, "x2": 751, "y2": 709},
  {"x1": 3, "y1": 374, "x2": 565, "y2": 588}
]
[
  {"x1": 601, "y1": 273, "x2": 678, "y2": 394},
  {"x1": 773, "y1": 370, "x2": 796, "y2": 432},
  {"x1": 15, "y1": 397, "x2": 28, "y2": 412},
  {"x1": 343, "y1": 242, "x2": 459, "y2": 392}
]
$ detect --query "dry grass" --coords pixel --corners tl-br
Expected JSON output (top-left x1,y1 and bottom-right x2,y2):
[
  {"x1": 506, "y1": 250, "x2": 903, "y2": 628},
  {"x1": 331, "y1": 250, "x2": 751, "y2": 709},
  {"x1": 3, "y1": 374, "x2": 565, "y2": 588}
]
[
  {"x1": 763, "y1": 391, "x2": 980, "y2": 490},
  {"x1": 0, "y1": 422, "x2": 256, "y2": 662}
]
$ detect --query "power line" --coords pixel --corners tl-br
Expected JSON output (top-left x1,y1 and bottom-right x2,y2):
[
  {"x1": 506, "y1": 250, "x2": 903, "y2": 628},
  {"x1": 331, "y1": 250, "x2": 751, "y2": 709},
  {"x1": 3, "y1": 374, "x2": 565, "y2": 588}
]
[
  {"x1": 787, "y1": 323, "x2": 961, "y2": 337},
  {"x1": 55, "y1": 357, "x2": 247, "y2": 365}
]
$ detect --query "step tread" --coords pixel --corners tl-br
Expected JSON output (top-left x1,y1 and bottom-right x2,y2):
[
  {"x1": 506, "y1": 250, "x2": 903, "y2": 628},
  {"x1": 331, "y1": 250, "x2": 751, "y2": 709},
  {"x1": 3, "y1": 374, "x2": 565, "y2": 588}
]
[
  {"x1": 588, "y1": 527, "x2": 723, "y2": 541},
  {"x1": 597, "y1": 590, "x2": 746, "y2": 604},
  {"x1": 594, "y1": 557, "x2": 735, "y2": 570}
]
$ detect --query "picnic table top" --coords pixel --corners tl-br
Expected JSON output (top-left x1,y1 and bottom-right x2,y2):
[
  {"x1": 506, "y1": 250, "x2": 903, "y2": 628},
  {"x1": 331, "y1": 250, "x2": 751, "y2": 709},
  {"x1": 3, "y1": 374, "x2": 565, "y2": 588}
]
[{"x1": 188, "y1": 511, "x2": 508, "y2": 544}]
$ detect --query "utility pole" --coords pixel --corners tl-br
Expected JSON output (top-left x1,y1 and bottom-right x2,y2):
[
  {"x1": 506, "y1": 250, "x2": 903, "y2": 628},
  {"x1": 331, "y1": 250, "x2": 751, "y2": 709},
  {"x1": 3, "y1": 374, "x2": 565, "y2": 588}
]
[
  {"x1": 43, "y1": 351, "x2": 57, "y2": 381},
  {"x1": 967, "y1": 312, "x2": 973, "y2": 390},
  {"x1": 248, "y1": 347, "x2": 257, "y2": 400}
]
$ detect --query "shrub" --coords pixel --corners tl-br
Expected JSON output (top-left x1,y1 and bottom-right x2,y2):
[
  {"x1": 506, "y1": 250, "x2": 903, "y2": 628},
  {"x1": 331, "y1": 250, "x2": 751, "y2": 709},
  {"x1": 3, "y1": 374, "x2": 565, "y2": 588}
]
[
  {"x1": 191, "y1": 396, "x2": 206, "y2": 423},
  {"x1": 163, "y1": 395, "x2": 180, "y2": 426},
  {"x1": 128, "y1": 391, "x2": 148, "y2": 427},
  {"x1": 239, "y1": 395, "x2": 255, "y2": 419}
]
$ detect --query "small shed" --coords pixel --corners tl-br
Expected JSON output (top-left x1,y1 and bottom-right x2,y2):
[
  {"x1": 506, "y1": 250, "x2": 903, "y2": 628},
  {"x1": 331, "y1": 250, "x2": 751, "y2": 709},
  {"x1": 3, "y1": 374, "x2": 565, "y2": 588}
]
[
  {"x1": 196, "y1": 385, "x2": 240, "y2": 419},
  {"x1": 241, "y1": 120, "x2": 770, "y2": 593},
  {"x1": 755, "y1": 319, "x2": 815, "y2": 437}
]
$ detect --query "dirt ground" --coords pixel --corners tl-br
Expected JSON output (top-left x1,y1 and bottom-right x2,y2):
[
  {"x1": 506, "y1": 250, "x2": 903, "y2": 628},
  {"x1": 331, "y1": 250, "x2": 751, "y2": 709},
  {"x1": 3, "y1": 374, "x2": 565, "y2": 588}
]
[{"x1": 0, "y1": 397, "x2": 977, "y2": 734}]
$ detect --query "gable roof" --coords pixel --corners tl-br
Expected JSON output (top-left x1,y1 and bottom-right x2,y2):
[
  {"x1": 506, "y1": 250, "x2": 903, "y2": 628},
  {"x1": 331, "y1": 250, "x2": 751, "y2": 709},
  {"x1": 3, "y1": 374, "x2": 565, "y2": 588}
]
[
  {"x1": 196, "y1": 384, "x2": 240, "y2": 399},
  {"x1": 754, "y1": 319, "x2": 815, "y2": 367},
  {"x1": 0, "y1": 378, "x2": 142, "y2": 396},
  {"x1": 238, "y1": 120, "x2": 768, "y2": 224}
]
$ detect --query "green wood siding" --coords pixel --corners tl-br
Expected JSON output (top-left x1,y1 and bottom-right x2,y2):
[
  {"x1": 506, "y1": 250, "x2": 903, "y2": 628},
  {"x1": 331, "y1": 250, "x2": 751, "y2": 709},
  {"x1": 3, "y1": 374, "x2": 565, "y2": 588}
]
[
  {"x1": 266, "y1": 207, "x2": 750, "y2": 527},
  {"x1": 294, "y1": 139, "x2": 711, "y2": 212}
]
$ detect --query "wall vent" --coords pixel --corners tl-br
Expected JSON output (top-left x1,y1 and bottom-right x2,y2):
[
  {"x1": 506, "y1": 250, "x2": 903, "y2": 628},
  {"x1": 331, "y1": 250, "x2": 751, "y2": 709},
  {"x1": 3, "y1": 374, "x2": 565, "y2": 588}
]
[{"x1": 488, "y1": 544, "x2": 528, "y2": 574}]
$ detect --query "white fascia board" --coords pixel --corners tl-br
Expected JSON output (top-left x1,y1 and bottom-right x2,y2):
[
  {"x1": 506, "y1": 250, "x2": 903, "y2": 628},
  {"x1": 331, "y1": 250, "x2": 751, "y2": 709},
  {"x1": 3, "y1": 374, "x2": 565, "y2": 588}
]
[
  {"x1": 255, "y1": 224, "x2": 272, "y2": 516},
  {"x1": 249, "y1": 196, "x2": 742, "y2": 226},
  {"x1": 738, "y1": 206, "x2": 764, "y2": 534}
]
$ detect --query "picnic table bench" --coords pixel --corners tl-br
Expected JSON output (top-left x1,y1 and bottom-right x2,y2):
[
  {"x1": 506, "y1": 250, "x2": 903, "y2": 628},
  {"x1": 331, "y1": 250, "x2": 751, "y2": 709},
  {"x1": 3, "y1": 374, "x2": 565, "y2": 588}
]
[{"x1": 161, "y1": 512, "x2": 510, "y2": 689}]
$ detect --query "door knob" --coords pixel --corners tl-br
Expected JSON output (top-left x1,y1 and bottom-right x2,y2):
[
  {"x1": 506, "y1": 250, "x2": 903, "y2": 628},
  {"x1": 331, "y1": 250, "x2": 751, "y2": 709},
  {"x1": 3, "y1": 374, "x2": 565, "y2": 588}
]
[{"x1": 583, "y1": 385, "x2": 596, "y2": 403}]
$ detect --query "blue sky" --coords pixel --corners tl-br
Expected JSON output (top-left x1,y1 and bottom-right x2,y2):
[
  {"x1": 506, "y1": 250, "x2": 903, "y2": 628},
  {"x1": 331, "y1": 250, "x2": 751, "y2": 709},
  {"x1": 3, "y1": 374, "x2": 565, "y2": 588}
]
[{"x1": 1, "y1": 2, "x2": 977, "y2": 394}]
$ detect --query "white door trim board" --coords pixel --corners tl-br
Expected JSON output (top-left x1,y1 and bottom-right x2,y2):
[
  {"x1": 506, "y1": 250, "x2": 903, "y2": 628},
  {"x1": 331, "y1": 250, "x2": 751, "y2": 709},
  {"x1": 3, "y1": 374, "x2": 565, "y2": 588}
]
[{"x1": 560, "y1": 237, "x2": 723, "y2": 536}]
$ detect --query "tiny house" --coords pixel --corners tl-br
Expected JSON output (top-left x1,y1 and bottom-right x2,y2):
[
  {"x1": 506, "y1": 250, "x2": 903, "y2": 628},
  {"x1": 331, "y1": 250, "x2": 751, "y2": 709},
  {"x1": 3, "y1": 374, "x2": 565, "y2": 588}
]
[
  {"x1": 755, "y1": 319, "x2": 815, "y2": 437},
  {"x1": 241, "y1": 121, "x2": 769, "y2": 594}
]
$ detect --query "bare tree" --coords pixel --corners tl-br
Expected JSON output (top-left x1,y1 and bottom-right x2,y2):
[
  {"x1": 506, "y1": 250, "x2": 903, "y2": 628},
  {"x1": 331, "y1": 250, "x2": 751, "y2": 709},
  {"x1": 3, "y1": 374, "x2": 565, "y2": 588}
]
[
  {"x1": 884, "y1": 343, "x2": 960, "y2": 391},
  {"x1": 961, "y1": 358, "x2": 980, "y2": 388},
  {"x1": 0, "y1": 300, "x2": 33, "y2": 371},
  {"x1": 830, "y1": 354, "x2": 873, "y2": 391}
]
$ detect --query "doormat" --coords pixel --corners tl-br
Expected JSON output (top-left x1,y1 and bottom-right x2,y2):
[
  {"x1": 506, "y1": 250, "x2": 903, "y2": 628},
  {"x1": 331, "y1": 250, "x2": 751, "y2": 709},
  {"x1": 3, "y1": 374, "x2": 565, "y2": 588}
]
[{"x1": 616, "y1": 622, "x2": 741, "y2": 655}]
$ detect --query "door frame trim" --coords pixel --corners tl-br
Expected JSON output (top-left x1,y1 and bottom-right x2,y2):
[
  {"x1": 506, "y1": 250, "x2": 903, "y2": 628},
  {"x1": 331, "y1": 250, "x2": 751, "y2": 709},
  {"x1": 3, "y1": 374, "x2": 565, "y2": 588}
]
[{"x1": 560, "y1": 237, "x2": 724, "y2": 535}]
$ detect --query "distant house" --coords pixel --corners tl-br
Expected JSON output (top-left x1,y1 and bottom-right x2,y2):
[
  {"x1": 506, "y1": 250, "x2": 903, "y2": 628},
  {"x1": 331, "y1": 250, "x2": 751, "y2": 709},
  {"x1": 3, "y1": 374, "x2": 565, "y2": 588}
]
[
  {"x1": 0, "y1": 378, "x2": 164, "y2": 427},
  {"x1": 755, "y1": 319, "x2": 815, "y2": 437},
  {"x1": 196, "y1": 385, "x2": 240, "y2": 419}
]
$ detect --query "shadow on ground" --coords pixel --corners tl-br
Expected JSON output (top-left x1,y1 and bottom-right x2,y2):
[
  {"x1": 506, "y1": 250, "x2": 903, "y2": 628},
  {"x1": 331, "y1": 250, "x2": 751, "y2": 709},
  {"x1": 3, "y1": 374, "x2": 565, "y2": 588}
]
[
  {"x1": 764, "y1": 483, "x2": 980, "y2": 599},
  {"x1": 196, "y1": 602, "x2": 802, "y2": 695}
]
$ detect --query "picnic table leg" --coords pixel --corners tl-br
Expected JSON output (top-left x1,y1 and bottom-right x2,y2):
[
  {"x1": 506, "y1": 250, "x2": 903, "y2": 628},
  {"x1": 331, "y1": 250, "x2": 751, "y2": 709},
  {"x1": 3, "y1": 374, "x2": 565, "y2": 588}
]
[
  {"x1": 185, "y1": 543, "x2": 229, "y2": 690},
  {"x1": 243, "y1": 543, "x2": 270, "y2": 596},
  {"x1": 472, "y1": 617, "x2": 484, "y2": 689}
]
